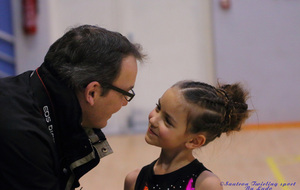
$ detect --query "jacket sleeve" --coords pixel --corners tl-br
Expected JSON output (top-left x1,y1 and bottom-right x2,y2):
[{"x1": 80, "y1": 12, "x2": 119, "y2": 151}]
[{"x1": 0, "y1": 93, "x2": 60, "y2": 190}]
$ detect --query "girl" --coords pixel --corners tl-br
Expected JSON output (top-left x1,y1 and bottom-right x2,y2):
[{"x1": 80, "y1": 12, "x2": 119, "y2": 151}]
[{"x1": 124, "y1": 80, "x2": 251, "y2": 190}]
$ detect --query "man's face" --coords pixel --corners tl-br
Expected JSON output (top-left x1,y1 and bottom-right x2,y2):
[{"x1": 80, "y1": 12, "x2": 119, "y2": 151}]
[{"x1": 79, "y1": 55, "x2": 138, "y2": 129}]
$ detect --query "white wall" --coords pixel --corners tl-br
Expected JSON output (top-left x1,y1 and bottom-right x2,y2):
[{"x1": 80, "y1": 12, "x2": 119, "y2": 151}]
[
  {"x1": 12, "y1": 0, "x2": 53, "y2": 73},
  {"x1": 212, "y1": 0, "x2": 300, "y2": 124},
  {"x1": 12, "y1": 0, "x2": 214, "y2": 134}
]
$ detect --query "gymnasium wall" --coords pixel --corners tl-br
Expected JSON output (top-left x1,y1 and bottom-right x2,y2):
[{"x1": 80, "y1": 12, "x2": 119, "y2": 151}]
[
  {"x1": 11, "y1": 0, "x2": 214, "y2": 134},
  {"x1": 10, "y1": 0, "x2": 299, "y2": 134},
  {"x1": 212, "y1": 0, "x2": 300, "y2": 125},
  {"x1": 0, "y1": 0, "x2": 15, "y2": 77}
]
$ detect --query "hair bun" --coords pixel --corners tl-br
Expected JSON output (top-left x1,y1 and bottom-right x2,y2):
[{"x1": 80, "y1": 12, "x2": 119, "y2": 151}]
[{"x1": 218, "y1": 83, "x2": 251, "y2": 133}]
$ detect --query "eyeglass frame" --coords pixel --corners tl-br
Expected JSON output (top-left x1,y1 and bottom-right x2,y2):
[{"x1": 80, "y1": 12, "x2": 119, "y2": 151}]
[{"x1": 102, "y1": 82, "x2": 135, "y2": 102}]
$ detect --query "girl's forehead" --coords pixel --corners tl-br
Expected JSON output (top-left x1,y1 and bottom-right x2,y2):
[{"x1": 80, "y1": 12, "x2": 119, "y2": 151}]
[
  {"x1": 160, "y1": 88, "x2": 190, "y2": 129},
  {"x1": 161, "y1": 87, "x2": 187, "y2": 111}
]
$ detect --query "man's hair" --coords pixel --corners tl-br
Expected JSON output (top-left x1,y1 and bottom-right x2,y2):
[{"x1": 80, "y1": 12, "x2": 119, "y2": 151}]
[{"x1": 44, "y1": 25, "x2": 145, "y2": 93}]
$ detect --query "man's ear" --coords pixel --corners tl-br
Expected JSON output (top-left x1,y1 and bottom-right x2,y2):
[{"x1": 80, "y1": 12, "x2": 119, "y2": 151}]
[
  {"x1": 185, "y1": 134, "x2": 206, "y2": 149},
  {"x1": 84, "y1": 81, "x2": 101, "y2": 106}
]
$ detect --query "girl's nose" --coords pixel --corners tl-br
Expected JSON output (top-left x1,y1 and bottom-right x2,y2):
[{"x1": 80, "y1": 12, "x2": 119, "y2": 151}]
[{"x1": 148, "y1": 109, "x2": 158, "y2": 128}]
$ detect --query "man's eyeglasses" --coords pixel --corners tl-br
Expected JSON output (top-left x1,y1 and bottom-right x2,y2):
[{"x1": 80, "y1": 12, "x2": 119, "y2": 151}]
[{"x1": 102, "y1": 83, "x2": 135, "y2": 102}]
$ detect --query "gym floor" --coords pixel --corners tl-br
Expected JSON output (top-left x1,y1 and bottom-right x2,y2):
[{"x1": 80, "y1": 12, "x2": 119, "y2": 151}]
[{"x1": 79, "y1": 127, "x2": 300, "y2": 190}]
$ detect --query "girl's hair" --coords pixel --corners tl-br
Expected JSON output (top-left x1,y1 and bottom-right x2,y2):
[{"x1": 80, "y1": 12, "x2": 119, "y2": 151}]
[{"x1": 173, "y1": 80, "x2": 251, "y2": 145}]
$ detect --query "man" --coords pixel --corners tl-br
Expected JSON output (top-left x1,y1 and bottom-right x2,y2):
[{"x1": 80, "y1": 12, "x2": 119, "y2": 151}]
[{"x1": 0, "y1": 25, "x2": 145, "y2": 189}]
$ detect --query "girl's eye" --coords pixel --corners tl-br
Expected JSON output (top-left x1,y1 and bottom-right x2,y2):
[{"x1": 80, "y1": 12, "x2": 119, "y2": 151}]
[
  {"x1": 155, "y1": 103, "x2": 161, "y2": 112},
  {"x1": 165, "y1": 117, "x2": 172, "y2": 126}
]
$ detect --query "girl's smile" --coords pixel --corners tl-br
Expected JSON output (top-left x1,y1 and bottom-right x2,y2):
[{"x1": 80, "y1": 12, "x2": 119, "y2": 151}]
[{"x1": 147, "y1": 127, "x2": 158, "y2": 136}]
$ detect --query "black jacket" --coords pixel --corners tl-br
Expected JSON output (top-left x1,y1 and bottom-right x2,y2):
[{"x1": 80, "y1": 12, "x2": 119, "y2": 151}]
[{"x1": 0, "y1": 64, "x2": 112, "y2": 189}]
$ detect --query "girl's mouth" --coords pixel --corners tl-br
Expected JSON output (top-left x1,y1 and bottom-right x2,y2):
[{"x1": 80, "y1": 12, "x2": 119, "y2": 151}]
[{"x1": 148, "y1": 127, "x2": 158, "y2": 136}]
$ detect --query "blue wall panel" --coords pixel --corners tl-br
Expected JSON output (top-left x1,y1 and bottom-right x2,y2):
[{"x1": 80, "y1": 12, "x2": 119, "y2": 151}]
[{"x1": 0, "y1": 0, "x2": 15, "y2": 77}]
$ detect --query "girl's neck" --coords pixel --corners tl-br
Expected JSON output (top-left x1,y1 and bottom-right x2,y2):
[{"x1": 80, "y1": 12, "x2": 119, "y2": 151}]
[{"x1": 154, "y1": 149, "x2": 195, "y2": 175}]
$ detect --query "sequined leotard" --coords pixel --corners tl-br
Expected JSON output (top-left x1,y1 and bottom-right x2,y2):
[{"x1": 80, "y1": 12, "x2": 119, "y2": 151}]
[{"x1": 135, "y1": 159, "x2": 209, "y2": 190}]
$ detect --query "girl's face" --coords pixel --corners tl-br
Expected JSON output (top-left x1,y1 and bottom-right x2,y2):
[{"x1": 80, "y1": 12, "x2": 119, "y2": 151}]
[{"x1": 145, "y1": 87, "x2": 192, "y2": 150}]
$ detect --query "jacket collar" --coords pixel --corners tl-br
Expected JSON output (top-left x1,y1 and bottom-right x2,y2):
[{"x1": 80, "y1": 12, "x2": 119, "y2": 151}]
[{"x1": 31, "y1": 64, "x2": 113, "y2": 189}]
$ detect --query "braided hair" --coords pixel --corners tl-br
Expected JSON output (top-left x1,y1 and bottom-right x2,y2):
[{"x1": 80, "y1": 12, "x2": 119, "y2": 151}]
[{"x1": 173, "y1": 80, "x2": 251, "y2": 145}]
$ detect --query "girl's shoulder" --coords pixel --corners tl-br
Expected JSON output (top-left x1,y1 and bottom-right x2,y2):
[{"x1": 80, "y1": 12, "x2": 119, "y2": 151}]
[
  {"x1": 124, "y1": 168, "x2": 141, "y2": 190},
  {"x1": 195, "y1": 170, "x2": 223, "y2": 190},
  {"x1": 124, "y1": 160, "x2": 157, "y2": 190}
]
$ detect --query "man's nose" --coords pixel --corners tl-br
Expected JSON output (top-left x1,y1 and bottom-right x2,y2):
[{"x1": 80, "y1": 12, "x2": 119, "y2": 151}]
[{"x1": 122, "y1": 97, "x2": 128, "y2": 106}]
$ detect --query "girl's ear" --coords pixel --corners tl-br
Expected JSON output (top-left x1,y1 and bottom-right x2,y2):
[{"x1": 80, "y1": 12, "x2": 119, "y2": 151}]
[
  {"x1": 186, "y1": 134, "x2": 206, "y2": 149},
  {"x1": 84, "y1": 81, "x2": 101, "y2": 105}
]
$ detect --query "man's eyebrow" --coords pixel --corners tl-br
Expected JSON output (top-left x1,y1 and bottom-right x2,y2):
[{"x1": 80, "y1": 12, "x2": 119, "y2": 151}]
[{"x1": 126, "y1": 85, "x2": 134, "y2": 91}]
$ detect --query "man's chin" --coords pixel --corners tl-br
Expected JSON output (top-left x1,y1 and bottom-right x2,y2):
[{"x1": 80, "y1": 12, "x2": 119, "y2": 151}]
[
  {"x1": 93, "y1": 123, "x2": 107, "y2": 129},
  {"x1": 98, "y1": 121, "x2": 108, "y2": 129},
  {"x1": 82, "y1": 121, "x2": 107, "y2": 129}
]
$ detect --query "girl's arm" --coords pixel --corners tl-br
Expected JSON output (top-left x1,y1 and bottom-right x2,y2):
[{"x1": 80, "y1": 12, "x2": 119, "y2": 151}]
[
  {"x1": 124, "y1": 168, "x2": 141, "y2": 190},
  {"x1": 195, "y1": 170, "x2": 223, "y2": 190}
]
